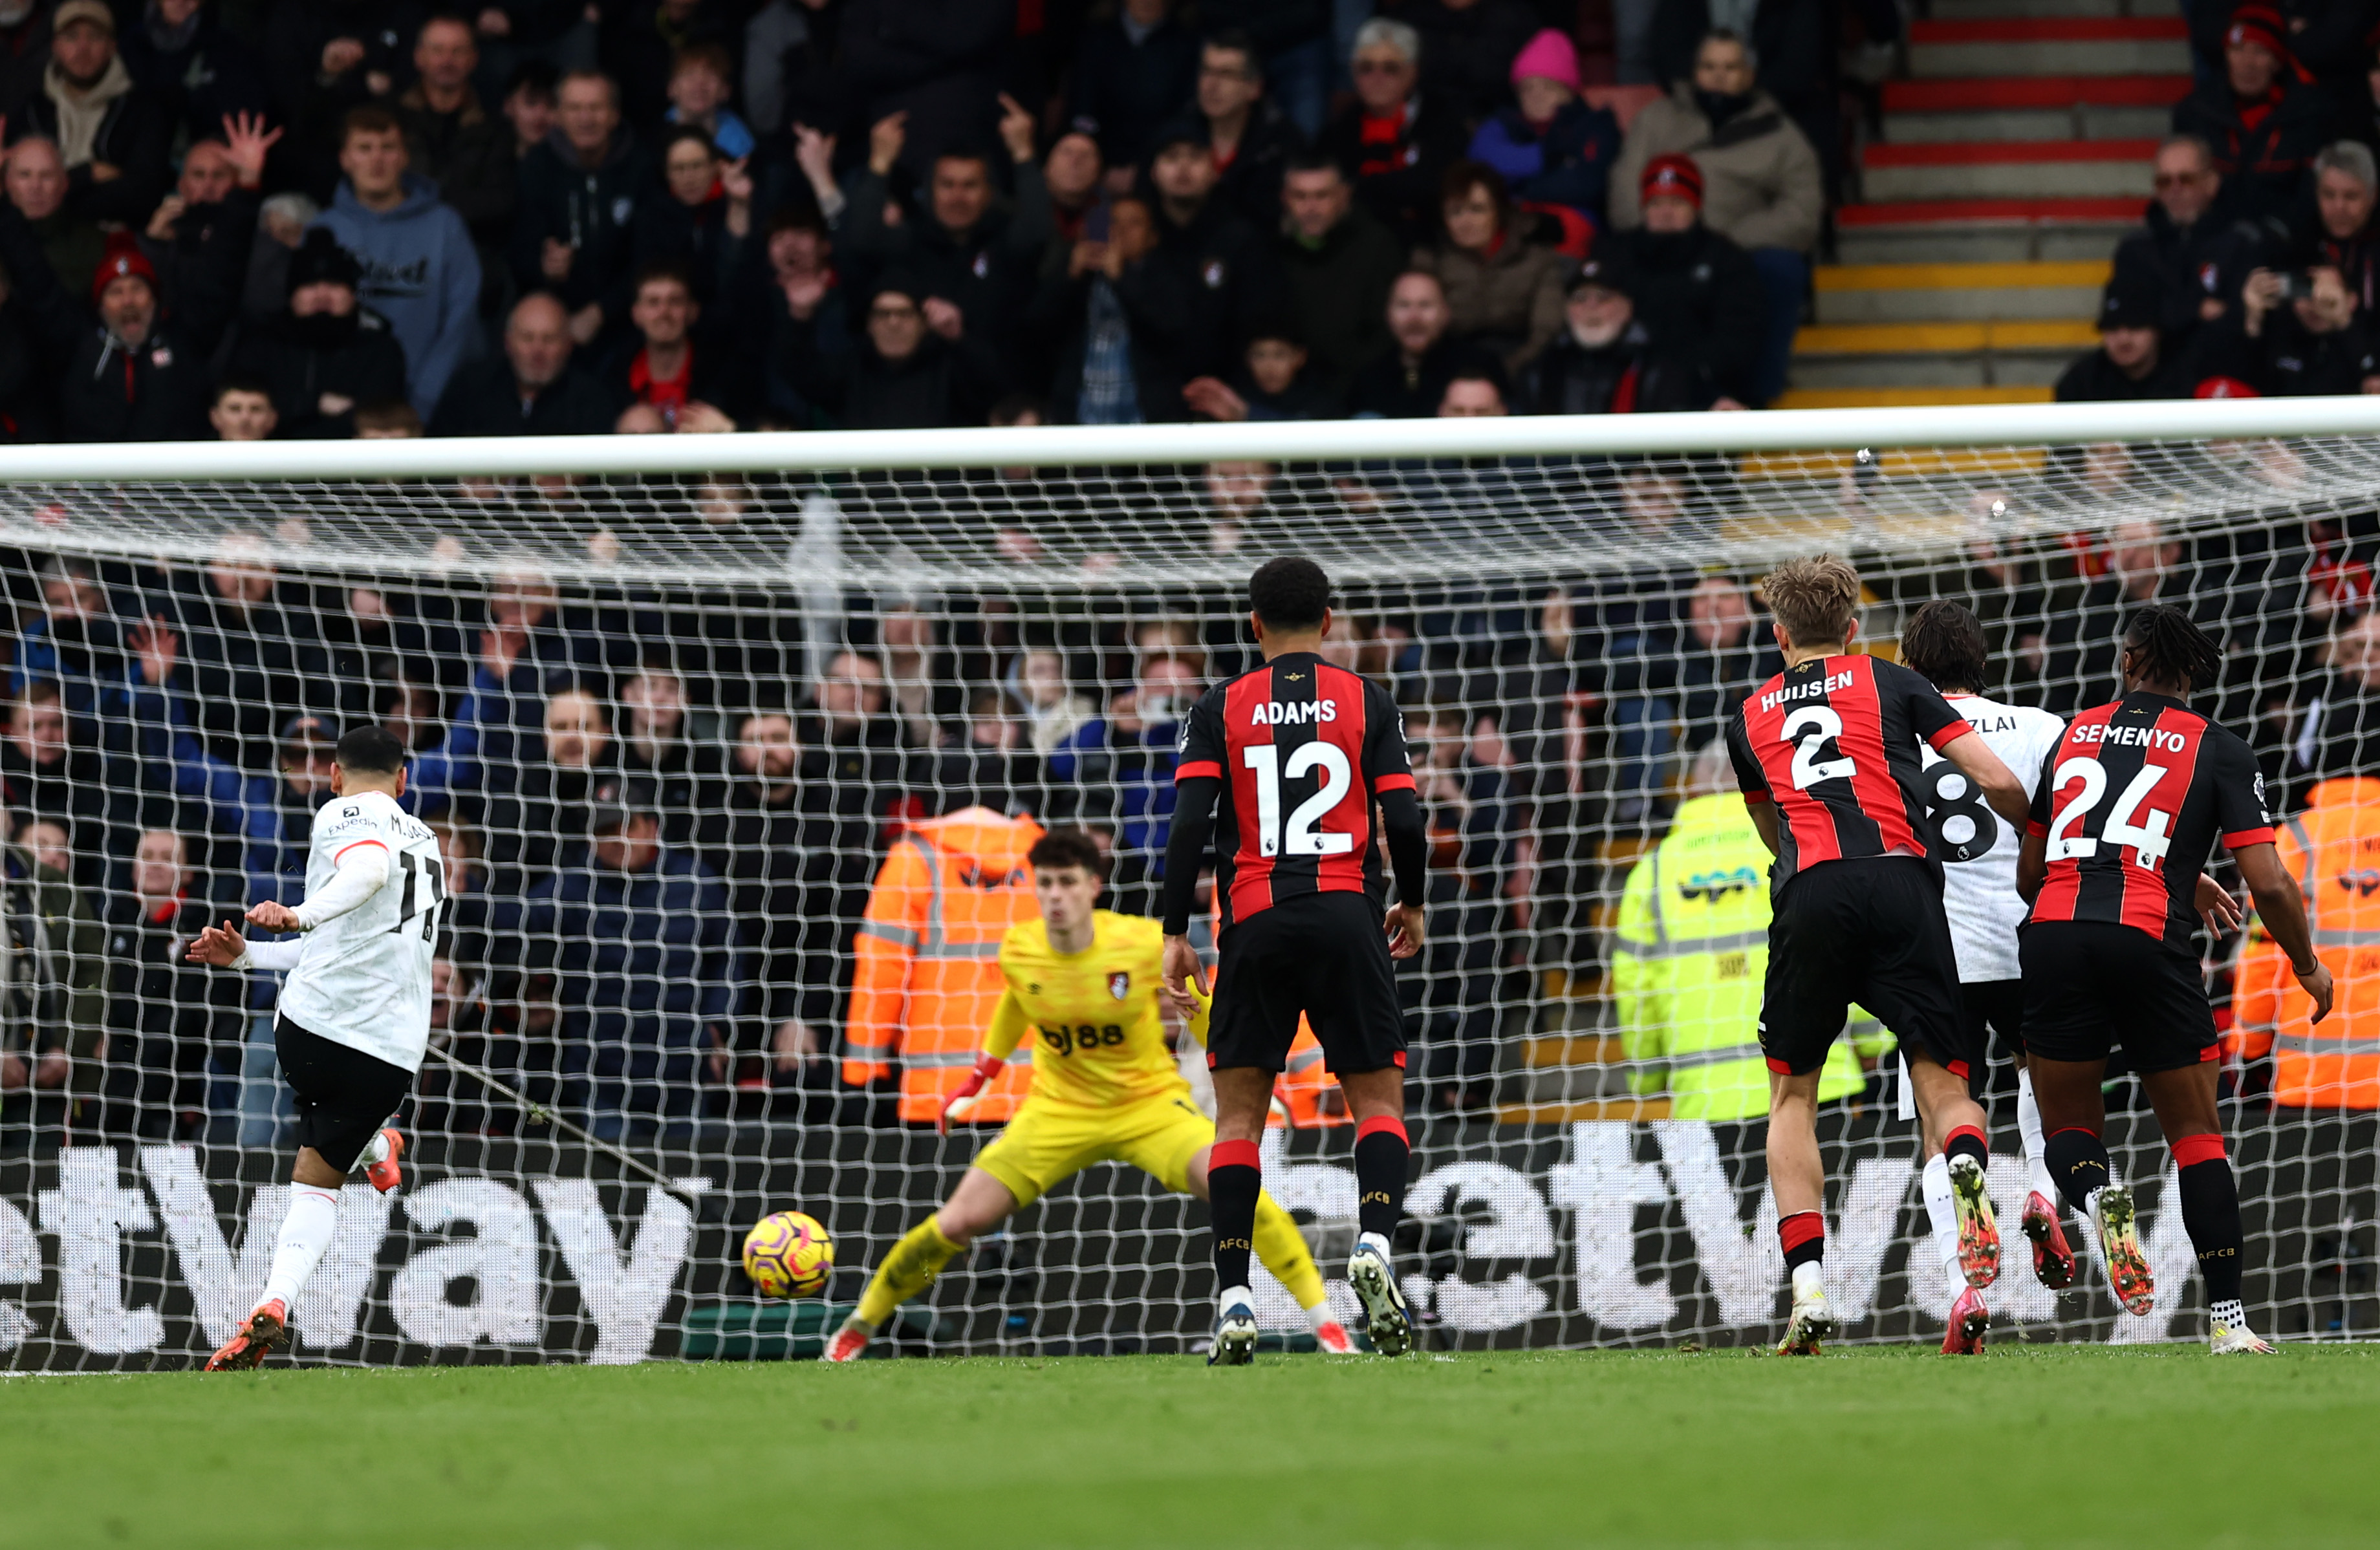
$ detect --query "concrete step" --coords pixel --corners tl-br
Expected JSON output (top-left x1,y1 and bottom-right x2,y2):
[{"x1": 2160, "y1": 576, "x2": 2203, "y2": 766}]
[
  {"x1": 1881, "y1": 74, "x2": 2189, "y2": 142},
  {"x1": 1789, "y1": 319, "x2": 2096, "y2": 389},
  {"x1": 1909, "y1": 17, "x2": 2192, "y2": 77},
  {"x1": 1929, "y1": 0, "x2": 2177, "y2": 15},
  {"x1": 1812, "y1": 259, "x2": 2110, "y2": 323},
  {"x1": 1836, "y1": 197, "x2": 2141, "y2": 263},
  {"x1": 1771, "y1": 385, "x2": 2057, "y2": 409},
  {"x1": 1861, "y1": 138, "x2": 2156, "y2": 201}
]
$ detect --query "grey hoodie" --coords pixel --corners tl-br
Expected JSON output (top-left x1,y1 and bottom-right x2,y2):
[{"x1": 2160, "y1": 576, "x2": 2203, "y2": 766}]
[{"x1": 310, "y1": 173, "x2": 483, "y2": 417}]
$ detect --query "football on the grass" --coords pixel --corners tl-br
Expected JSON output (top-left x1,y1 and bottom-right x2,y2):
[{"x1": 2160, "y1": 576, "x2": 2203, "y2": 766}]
[{"x1": 742, "y1": 1211, "x2": 834, "y2": 1298}]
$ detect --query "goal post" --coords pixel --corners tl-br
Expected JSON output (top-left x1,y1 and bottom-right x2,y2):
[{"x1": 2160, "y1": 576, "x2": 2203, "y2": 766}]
[{"x1": 3, "y1": 398, "x2": 2379, "y2": 1370}]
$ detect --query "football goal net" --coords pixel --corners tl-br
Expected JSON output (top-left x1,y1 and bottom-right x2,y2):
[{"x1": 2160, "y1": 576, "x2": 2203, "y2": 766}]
[{"x1": 3, "y1": 397, "x2": 2377, "y2": 1369}]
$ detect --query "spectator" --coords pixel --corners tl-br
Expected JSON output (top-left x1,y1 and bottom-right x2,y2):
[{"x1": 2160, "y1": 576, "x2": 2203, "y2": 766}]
[
  {"x1": 511, "y1": 69, "x2": 645, "y2": 350},
  {"x1": 2055, "y1": 277, "x2": 2191, "y2": 402},
  {"x1": 1610, "y1": 31, "x2": 1820, "y2": 405},
  {"x1": 1195, "y1": 30, "x2": 1302, "y2": 231},
  {"x1": 2216, "y1": 261, "x2": 2377, "y2": 394},
  {"x1": 1348, "y1": 268, "x2": 1466, "y2": 418},
  {"x1": 1182, "y1": 323, "x2": 1336, "y2": 420},
  {"x1": 500, "y1": 55, "x2": 556, "y2": 160},
  {"x1": 1067, "y1": 0, "x2": 1198, "y2": 177},
  {"x1": 1411, "y1": 159, "x2": 1568, "y2": 374},
  {"x1": 1520, "y1": 251, "x2": 1721, "y2": 414},
  {"x1": 480, "y1": 684, "x2": 618, "y2": 894},
  {"x1": 616, "y1": 663, "x2": 723, "y2": 843},
  {"x1": 601, "y1": 0, "x2": 737, "y2": 133},
  {"x1": 1466, "y1": 30, "x2": 1621, "y2": 246},
  {"x1": 518, "y1": 790, "x2": 742, "y2": 1137},
  {"x1": 1400, "y1": 0, "x2": 1538, "y2": 132},
  {"x1": 2302, "y1": 140, "x2": 2379, "y2": 316},
  {"x1": 5, "y1": 133, "x2": 96, "y2": 303},
  {"x1": 1143, "y1": 124, "x2": 1283, "y2": 374},
  {"x1": 0, "y1": 814, "x2": 103, "y2": 1134},
  {"x1": 2289, "y1": 606, "x2": 2380, "y2": 791},
  {"x1": 663, "y1": 43, "x2": 752, "y2": 161},
  {"x1": 2112, "y1": 133, "x2": 2266, "y2": 345},
  {"x1": 395, "y1": 14, "x2": 517, "y2": 277},
  {"x1": 98, "y1": 826, "x2": 244, "y2": 1140},
  {"x1": 241, "y1": 188, "x2": 316, "y2": 321},
  {"x1": 353, "y1": 398, "x2": 422, "y2": 436},
  {"x1": 429, "y1": 290, "x2": 612, "y2": 435},
  {"x1": 207, "y1": 375, "x2": 277, "y2": 440},
  {"x1": 630, "y1": 125, "x2": 752, "y2": 313},
  {"x1": 1008, "y1": 647, "x2": 1094, "y2": 757},
  {"x1": 739, "y1": 204, "x2": 847, "y2": 424},
  {"x1": 1321, "y1": 17, "x2": 1469, "y2": 248},
  {"x1": 1603, "y1": 155, "x2": 1765, "y2": 404},
  {"x1": 0, "y1": 219, "x2": 230, "y2": 441},
  {"x1": 1185, "y1": 0, "x2": 1328, "y2": 142},
  {"x1": 1039, "y1": 127, "x2": 1105, "y2": 244},
  {"x1": 312, "y1": 103, "x2": 483, "y2": 420},
  {"x1": 697, "y1": 707, "x2": 838, "y2": 1062},
  {"x1": 1030, "y1": 196, "x2": 1186, "y2": 424},
  {"x1": 1437, "y1": 367, "x2": 1506, "y2": 415},
  {"x1": 143, "y1": 534, "x2": 330, "y2": 777},
  {"x1": 11, "y1": 554, "x2": 121, "y2": 717},
  {"x1": 230, "y1": 226, "x2": 411, "y2": 439},
  {"x1": 1044, "y1": 652, "x2": 1195, "y2": 899},
  {"x1": 0, "y1": 678, "x2": 122, "y2": 872},
  {"x1": 138, "y1": 116, "x2": 274, "y2": 329},
  {"x1": 1398, "y1": 694, "x2": 1517, "y2": 1113},
  {"x1": 265, "y1": 0, "x2": 423, "y2": 195},
  {"x1": 835, "y1": 0, "x2": 1012, "y2": 181},
  {"x1": 119, "y1": 0, "x2": 271, "y2": 149},
  {"x1": 2173, "y1": 5, "x2": 2328, "y2": 229},
  {"x1": 607, "y1": 261, "x2": 748, "y2": 431},
  {"x1": 1276, "y1": 151, "x2": 1403, "y2": 405},
  {"x1": 0, "y1": 0, "x2": 50, "y2": 113},
  {"x1": 839, "y1": 104, "x2": 1046, "y2": 361},
  {"x1": 8, "y1": 0, "x2": 171, "y2": 228},
  {"x1": 1674, "y1": 575, "x2": 1777, "y2": 748},
  {"x1": 799, "y1": 645, "x2": 919, "y2": 1007},
  {"x1": 779, "y1": 271, "x2": 1003, "y2": 429}
]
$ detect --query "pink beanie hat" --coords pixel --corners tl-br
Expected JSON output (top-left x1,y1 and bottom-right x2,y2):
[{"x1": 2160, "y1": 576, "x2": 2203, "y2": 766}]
[{"x1": 1509, "y1": 29, "x2": 1581, "y2": 92}]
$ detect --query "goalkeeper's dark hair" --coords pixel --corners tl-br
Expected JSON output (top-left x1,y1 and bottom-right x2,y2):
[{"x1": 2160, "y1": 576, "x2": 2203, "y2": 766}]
[
  {"x1": 1029, "y1": 827, "x2": 1111, "y2": 879},
  {"x1": 2123, "y1": 605, "x2": 2223, "y2": 692},
  {"x1": 1899, "y1": 600, "x2": 1989, "y2": 693},
  {"x1": 335, "y1": 724, "x2": 407, "y2": 776},
  {"x1": 1249, "y1": 556, "x2": 1331, "y2": 632}
]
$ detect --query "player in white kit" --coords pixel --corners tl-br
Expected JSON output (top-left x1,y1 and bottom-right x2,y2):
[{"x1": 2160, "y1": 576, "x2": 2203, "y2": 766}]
[
  {"x1": 186, "y1": 726, "x2": 444, "y2": 1371},
  {"x1": 1901, "y1": 603, "x2": 2077, "y2": 1352}
]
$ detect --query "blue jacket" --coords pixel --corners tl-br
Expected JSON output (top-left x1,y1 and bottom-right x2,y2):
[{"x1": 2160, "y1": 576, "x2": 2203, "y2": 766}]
[
  {"x1": 1045, "y1": 715, "x2": 1180, "y2": 862},
  {"x1": 519, "y1": 846, "x2": 744, "y2": 1062},
  {"x1": 1467, "y1": 101, "x2": 1621, "y2": 222},
  {"x1": 312, "y1": 175, "x2": 483, "y2": 418}
]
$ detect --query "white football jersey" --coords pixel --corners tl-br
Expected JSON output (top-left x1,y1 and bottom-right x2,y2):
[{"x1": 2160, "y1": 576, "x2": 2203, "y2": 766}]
[
  {"x1": 1918, "y1": 693, "x2": 2066, "y2": 984},
  {"x1": 277, "y1": 790, "x2": 444, "y2": 1073}
]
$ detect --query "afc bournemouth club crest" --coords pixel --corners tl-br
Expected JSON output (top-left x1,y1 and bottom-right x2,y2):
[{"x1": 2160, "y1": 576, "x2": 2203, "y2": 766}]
[{"x1": 1109, "y1": 971, "x2": 1131, "y2": 1000}]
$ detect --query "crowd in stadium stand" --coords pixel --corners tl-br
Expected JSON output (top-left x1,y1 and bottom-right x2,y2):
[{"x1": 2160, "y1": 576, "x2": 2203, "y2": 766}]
[{"x1": 10, "y1": 2, "x2": 2380, "y2": 1146}]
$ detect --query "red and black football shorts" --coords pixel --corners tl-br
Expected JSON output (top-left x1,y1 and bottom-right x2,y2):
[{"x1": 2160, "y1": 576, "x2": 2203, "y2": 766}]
[
  {"x1": 1957, "y1": 978, "x2": 2026, "y2": 1097},
  {"x1": 1206, "y1": 891, "x2": 1407, "y2": 1075},
  {"x1": 2018, "y1": 920, "x2": 2218, "y2": 1073},
  {"x1": 1758, "y1": 856, "x2": 1969, "y2": 1079},
  {"x1": 277, "y1": 1016, "x2": 413, "y2": 1175}
]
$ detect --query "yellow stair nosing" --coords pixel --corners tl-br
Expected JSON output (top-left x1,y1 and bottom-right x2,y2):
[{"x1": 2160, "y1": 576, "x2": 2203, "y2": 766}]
[
  {"x1": 1793, "y1": 319, "x2": 2098, "y2": 354},
  {"x1": 1771, "y1": 387, "x2": 2058, "y2": 409},
  {"x1": 1813, "y1": 260, "x2": 2114, "y2": 292}
]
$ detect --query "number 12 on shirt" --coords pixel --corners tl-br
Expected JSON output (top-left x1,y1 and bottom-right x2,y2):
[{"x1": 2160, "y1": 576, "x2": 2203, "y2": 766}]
[{"x1": 1243, "y1": 742, "x2": 1355, "y2": 857}]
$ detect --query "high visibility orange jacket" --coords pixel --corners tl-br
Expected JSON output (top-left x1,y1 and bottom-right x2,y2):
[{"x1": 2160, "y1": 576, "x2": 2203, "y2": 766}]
[
  {"x1": 1271, "y1": 1022, "x2": 1352, "y2": 1127},
  {"x1": 842, "y1": 807, "x2": 1044, "y2": 1123},
  {"x1": 2230, "y1": 777, "x2": 2380, "y2": 1108}
]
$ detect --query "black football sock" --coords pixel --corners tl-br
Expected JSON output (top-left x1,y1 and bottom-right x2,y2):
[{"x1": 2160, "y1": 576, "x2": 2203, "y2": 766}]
[
  {"x1": 1209, "y1": 1138, "x2": 1260, "y2": 1296},
  {"x1": 1943, "y1": 1124, "x2": 1989, "y2": 1168},
  {"x1": 2044, "y1": 1126, "x2": 2110, "y2": 1216},
  {"x1": 1354, "y1": 1115, "x2": 1410, "y2": 1243},
  {"x1": 2172, "y1": 1134, "x2": 2245, "y2": 1308}
]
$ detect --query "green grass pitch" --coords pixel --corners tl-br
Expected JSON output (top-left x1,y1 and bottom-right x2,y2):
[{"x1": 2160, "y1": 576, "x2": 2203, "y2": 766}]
[{"x1": 6, "y1": 1346, "x2": 2378, "y2": 1548}]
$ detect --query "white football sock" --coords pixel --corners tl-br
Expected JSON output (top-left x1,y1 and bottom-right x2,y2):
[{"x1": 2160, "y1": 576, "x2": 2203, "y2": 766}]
[
  {"x1": 1790, "y1": 1260, "x2": 1826, "y2": 1300},
  {"x1": 1218, "y1": 1284, "x2": 1253, "y2": 1313},
  {"x1": 2211, "y1": 1297, "x2": 2247, "y2": 1330},
  {"x1": 1920, "y1": 1152, "x2": 1964, "y2": 1303},
  {"x1": 1356, "y1": 1231, "x2": 1393, "y2": 1260},
  {"x1": 1308, "y1": 1302, "x2": 1337, "y2": 1333},
  {"x1": 357, "y1": 1131, "x2": 390, "y2": 1170},
  {"x1": 259, "y1": 1183, "x2": 340, "y2": 1311},
  {"x1": 2015, "y1": 1068, "x2": 2058, "y2": 1205}
]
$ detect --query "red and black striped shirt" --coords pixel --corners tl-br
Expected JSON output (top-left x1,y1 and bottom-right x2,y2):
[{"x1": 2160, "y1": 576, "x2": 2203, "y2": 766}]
[
  {"x1": 1726, "y1": 654, "x2": 1971, "y2": 896},
  {"x1": 2024, "y1": 691, "x2": 2274, "y2": 954},
  {"x1": 1173, "y1": 653, "x2": 1415, "y2": 929}
]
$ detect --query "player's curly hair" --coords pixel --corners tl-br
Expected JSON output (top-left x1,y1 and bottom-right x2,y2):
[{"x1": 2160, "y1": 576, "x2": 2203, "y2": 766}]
[
  {"x1": 1899, "y1": 599, "x2": 1989, "y2": 693},
  {"x1": 1249, "y1": 557, "x2": 1332, "y2": 632},
  {"x1": 2123, "y1": 604, "x2": 2223, "y2": 692},
  {"x1": 1760, "y1": 554, "x2": 1860, "y2": 647},
  {"x1": 1028, "y1": 827, "x2": 1112, "y2": 879}
]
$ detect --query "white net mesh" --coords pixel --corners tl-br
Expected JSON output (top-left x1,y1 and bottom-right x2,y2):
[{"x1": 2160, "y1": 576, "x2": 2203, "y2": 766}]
[{"x1": 3, "y1": 412, "x2": 2377, "y2": 1367}]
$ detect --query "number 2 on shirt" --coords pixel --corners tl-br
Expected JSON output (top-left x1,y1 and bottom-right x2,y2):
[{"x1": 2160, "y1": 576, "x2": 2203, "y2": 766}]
[
  {"x1": 1243, "y1": 743, "x2": 1354, "y2": 857},
  {"x1": 1782, "y1": 705, "x2": 1855, "y2": 789}
]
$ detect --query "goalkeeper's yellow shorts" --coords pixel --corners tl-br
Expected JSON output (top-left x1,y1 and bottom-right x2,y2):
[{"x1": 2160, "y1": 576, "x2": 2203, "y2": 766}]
[{"x1": 972, "y1": 1092, "x2": 1214, "y2": 1209}]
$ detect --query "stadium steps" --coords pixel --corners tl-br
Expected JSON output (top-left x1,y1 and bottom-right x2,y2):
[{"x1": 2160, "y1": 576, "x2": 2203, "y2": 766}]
[
  {"x1": 1880, "y1": 74, "x2": 2189, "y2": 143},
  {"x1": 1771, "y1": 385, "x2": 2054, "y2": 408},
  {"x1": 1834, "y1": 198, "x2": 2145, "y2": 264},
  {"x1": 1928, "y1": 0, "x2": 2178, "y2": 17},
  {"x1": 1812, "y1": 259, "x2": 2111, "y2": 324},
  {"x1": 1860, "y1": 138, "x2": 2156, "y2": 201},
  {"x1": 1907, "y1": 16, "x2": 2190, "y2": 78},
  {"x1": 1790, "y1": 319, "x2": 2097, "y2": 388}
]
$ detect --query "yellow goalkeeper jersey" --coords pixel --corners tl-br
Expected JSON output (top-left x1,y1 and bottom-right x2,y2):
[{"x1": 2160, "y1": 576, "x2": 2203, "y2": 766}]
[{"x1": 987, "y1": 911, "x2": 1200, "y2": 1110}]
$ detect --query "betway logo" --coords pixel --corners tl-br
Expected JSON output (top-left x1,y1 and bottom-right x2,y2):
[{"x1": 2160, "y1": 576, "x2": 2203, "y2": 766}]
[
  {"x1": 1759, "y1": 671, "x2": 1852, "y2": 715},
  {"x1": 2073, "y1": 722, "x2": 2190, "y2": 752}
]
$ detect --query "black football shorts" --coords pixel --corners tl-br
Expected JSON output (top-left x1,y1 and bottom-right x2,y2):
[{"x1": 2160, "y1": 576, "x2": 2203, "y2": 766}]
[
  {"x1": 2018, "y1": 921, "x2": 2218, "y2": 1073},
  {"x1": 1760, "y1": 856, "x2": 1969, "y2": 1079},
  {"x1": 1207, "y1": 891, "x2": 1407, "y2": 1076},
  {"x1": 276, "y1": 1016, "x2": 414, "y2": 1174}
]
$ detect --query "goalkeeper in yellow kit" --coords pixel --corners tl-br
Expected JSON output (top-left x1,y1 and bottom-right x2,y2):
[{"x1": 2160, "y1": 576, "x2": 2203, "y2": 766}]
[{"x1": 823, "y1": 829, "x2": 1352, "y2": 1359}]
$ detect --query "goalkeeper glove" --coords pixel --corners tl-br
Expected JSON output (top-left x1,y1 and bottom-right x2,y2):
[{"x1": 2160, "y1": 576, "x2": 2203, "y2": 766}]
[{"x1": 938, "y1": 1053, "x2": 1004, "y2": 1134}]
